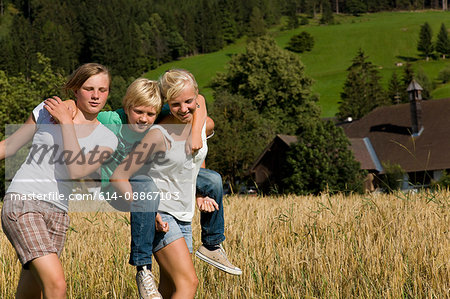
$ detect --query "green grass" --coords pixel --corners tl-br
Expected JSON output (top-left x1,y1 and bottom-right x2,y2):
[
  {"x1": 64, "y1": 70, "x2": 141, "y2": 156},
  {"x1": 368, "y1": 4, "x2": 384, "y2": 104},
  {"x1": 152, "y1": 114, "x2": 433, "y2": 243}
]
[{"x1": 145, "y1": 11, "x2": 450, "y2": 117}]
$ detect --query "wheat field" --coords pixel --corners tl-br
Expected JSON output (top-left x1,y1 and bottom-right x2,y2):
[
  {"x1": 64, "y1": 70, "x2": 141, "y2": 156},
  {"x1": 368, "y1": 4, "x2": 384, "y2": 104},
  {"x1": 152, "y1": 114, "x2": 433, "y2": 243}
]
[{"x1": 1, "y1": 191, "x2": 449, "y2": 298}]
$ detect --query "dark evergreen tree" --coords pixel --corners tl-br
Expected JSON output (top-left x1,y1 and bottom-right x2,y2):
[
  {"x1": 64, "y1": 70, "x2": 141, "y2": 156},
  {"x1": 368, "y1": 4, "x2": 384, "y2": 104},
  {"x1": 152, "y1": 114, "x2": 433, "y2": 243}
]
[
  {"x1": 285, "y1": 0, "x2": 299, "y2": 29},
  {"x1": 436, "y1": 23, "x2": 450, "y2": 59},
  {"x1": 320, "y1": 0, "x2": 334, "y2": 24},
  {"x1": 10, "y1": 15, "x2": 37, "y2": 77},
  {"x1": 415, "y1": 67, "x2": 433, "y2": 100},
  {"x1": 337, "y1": 49, "x2": 388, "y2": 121},
  {"x1": 417, "y1": 22, "x2": 434, "y2": 60},
  {"x1": 219, "y1": 7, "x2": 238, "y2": 43},
  {"x1": 195, "y1": 0, "x2": 224, "y2": 53},
  {"x1": 387, "y1": 71, "x2": 402, "y2": 105},
  {"x1": 248, "y1": 6, "x2": 266, "y2": 37},
  {"x1": 400, "y1": 63, "x2": 415, "y2": 103},
  {"x1": 286, "y1": 31, "x2": 314, "y2": 53},
  {"x1": 395, "y1": 0, "x2": 411, "y2": 10},
  {"x1": 345, "y1": 0, "x2": 366, "y2": 16},
  {"x1": 280, "y1": 120, "x2": 365, "y2": 195}
]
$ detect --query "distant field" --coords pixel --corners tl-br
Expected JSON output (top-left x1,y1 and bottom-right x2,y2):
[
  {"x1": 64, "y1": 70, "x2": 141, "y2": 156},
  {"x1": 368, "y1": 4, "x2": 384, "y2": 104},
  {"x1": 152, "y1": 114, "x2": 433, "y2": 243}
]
[
  {"x1": 1, "y1": 192, "x2": 448, "y2": 298},
  {"x1": 145, "y1": 11, "x2": 450, "y2": 117}
]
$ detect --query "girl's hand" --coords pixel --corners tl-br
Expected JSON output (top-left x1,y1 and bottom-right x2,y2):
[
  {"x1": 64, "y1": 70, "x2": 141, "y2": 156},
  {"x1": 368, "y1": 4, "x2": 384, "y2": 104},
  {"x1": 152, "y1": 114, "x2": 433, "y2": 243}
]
[
  {"x1": 155, "y1": 213, "x2": 169, "y2": 232},
  {"x1": 196, "y1": 195, "x2": 219, "y2": 213},
  {"x1": 44, "y1": 96, "x2": 74, "y2": 124}
]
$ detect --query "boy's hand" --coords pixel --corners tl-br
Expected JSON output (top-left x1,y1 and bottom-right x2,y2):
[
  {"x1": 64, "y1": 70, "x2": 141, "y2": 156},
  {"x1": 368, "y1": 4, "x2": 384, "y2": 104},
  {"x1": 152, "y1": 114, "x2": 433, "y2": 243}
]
[
  {"x1": 155, "y1": 213, "x2": 169, "y2": 232},
  {"x1": 196, "y1": 195, "x2": 219, "y2": 213}
]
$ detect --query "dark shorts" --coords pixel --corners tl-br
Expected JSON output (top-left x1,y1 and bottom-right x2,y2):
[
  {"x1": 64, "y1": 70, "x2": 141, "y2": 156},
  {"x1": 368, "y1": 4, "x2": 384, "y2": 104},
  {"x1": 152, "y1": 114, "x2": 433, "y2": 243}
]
[{"x1": 1, "y1": 193, "x2": 69, "y2": 269}]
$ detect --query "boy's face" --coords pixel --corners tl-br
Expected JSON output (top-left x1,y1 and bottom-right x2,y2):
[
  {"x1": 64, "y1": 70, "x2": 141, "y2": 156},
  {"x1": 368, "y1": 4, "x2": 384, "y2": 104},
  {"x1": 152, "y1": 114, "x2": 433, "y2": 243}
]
[{"x1": 125, "y1": 105, "x2": 158, "y2": 133}]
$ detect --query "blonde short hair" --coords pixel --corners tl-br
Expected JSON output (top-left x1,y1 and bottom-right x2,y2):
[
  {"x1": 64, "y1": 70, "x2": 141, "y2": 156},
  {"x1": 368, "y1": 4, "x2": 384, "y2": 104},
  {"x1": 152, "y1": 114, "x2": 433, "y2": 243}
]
[
  {"x1": 64, "y1": 63, "x2": 111, "y2": 97},
  {"x1": 122, "y1": 78, "x2": 163, "y2": 113},
  {"x1": 159, "y1": 69, "x2": 198, "y2": 102}
]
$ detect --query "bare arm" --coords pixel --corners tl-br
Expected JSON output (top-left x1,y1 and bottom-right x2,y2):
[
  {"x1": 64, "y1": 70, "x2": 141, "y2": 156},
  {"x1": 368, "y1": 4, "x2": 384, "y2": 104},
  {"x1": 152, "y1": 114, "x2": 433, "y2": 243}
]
[
  {"x1": 0, "y1": 114, "x2": 36, "y2": 160},
  {"x1": 190, "y1": 94, "x2": 207, "y2": 152},
  {"x1": 206, "y1": 116, "x2": 215, "y2": 138},
  {"x1": 110, "y1": 128, "x2": 166, "y2": 198},
  {"x1": 44, "y1": 97, "x2": 114, "y2": 179}
]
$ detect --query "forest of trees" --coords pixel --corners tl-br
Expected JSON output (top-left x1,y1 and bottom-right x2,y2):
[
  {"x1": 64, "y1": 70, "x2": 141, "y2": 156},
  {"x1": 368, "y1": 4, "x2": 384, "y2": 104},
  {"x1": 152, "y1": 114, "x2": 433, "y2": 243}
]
[
  {"x1": 1, "y1": 0, "x2": 448, "y2": 83},
  {"x1": 1, "y1": 0, "x2": 449, "y2": 195}
]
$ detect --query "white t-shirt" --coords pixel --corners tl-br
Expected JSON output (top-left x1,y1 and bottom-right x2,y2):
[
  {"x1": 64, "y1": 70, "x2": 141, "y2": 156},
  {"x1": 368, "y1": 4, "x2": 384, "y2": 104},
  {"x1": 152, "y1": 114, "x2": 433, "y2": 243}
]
[
  {"x1": 147, "y1": 124, "x2": 207, "y2": 222},
  {"x1": 7, "y1": 102, "x2": 118, "y2": 211}
]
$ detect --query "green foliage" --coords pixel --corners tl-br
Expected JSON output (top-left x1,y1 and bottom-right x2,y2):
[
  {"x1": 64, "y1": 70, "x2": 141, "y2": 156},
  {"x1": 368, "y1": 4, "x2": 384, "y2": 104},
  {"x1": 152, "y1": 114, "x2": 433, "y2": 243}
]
[
  {"x1": 248, "y1": 7, "x2": 266, "y2": 37},
  {"x1": 207, "y1": 91, "x2": 274, "y2": 187},
  {"x1": 417, "y1": 22, "x2": 434, "y2": 59},
  {"x1": 387, "y1": 71, "x2": 402, "y2": 104},
  {"x1": 320, "y1": 1, "x2": 334, "y2": 25},
  {"x1": 337, "y1": 49, "x2": 388, "y2": 121},
  {"x1": 212, "y1": 35, "x2": 319, "y2": 135},
  {"x1": 432, "y1": 170, "x2": 450, "y2": 189},
  {"x1": 283, "y1": 0, "x2": 299, "y2": 29},
  {"x1": 280, "y1": 120, "x2": 365, "y2": 195},
  {"x1": 380, "y1": 162, "x2": 405, "y2": 193},
  {"x1": 399, "y1": 63, "x2": 415, "y2": 103},
  {"x1": 0, "y1": 53, "x2": 65, "y2": 196},
  {"x1": 108, "y1": 75, "x2": 134, "y2": 111},
  {"x1": 435, "y1": 23, "x2": 450, "y2": 59},
  {"x1": 346, "y1": 0, "x2": 366, "y2": 16},
  {"x1": 300, "y1": 16, "x2": 309, "y2": 25},
  {"x1": 286, "y1": 31, "x2": 314, "y2": 53},
  {"x1": 415, "y1": 67, "x2": 433, "y2": 100},
  {"x1": 437, "y1": 65, "x2": 450, "y2": 83}
]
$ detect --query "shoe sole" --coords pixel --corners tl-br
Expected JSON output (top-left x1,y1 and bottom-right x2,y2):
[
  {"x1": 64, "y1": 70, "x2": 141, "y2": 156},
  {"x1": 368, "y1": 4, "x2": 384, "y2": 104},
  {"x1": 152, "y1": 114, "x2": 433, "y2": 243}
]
[{"x1": 195, "y1": 250, "x2": 242, "y2": 275}]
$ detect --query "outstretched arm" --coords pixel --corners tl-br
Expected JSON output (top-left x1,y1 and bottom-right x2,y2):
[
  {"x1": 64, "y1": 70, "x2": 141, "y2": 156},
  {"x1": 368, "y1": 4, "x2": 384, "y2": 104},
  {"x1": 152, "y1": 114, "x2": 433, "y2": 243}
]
[{"x1": 0, "y1": 114, "x2": 36, "y2": 161}]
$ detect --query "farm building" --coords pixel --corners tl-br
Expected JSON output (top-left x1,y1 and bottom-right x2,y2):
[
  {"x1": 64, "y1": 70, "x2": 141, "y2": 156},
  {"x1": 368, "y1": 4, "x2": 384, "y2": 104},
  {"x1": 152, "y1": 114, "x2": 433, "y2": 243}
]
[{"x1": 250, "y1": 84, "x2": 450, "y2": 192}]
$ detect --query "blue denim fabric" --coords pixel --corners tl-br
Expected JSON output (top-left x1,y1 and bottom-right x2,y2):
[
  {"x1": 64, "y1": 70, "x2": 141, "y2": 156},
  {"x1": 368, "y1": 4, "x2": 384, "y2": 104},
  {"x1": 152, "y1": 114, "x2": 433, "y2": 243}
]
[
  {"x1": 128, "y1": 169, "x2": 225, "y2": 266},
  {"x1": 129, "y1": 175, "x2": 160, "y2": 266},
  {"x1": 196, "y1": 168, "x2": 226, "y2": 246},
  {"x1": 153, "y1": 212, "x2": 193, "y2": 253}
]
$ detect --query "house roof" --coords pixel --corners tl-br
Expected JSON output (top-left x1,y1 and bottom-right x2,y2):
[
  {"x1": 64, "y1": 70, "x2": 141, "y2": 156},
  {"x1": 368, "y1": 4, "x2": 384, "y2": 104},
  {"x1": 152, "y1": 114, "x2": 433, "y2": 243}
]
[
  {"x1": 349, "y1": 138, "x2": 383, "y2": 172},
  {"x1": 250, "y1": 134, "x2": 383, "y2": 173},
  {"x1": 341, "y1": 98, "x2": 450, "y2": 173},
  {"x1": 250, "y1": 134, "x2": 298, "y2": 171}
]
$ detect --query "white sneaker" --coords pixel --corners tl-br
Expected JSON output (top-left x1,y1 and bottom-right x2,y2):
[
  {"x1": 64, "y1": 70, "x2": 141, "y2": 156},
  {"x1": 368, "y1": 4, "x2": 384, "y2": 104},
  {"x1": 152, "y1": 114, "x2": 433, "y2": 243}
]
[
  {"x1": 136, "y1": 267, "x2": 162, "y2": 299},
  {"x1": 195, "y1": 245, "x2": 242, "y2": 275}
]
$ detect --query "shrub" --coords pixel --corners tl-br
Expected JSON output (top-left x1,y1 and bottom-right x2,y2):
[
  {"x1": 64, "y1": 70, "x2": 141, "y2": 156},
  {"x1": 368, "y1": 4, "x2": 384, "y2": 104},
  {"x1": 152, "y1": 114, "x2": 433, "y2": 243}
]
[
  {"x1": 437, "y1": 66, "x2": 450, "y2": 83},
  {"x1": 286, "y1": 31, "x2": 314, "y2": 53},
  {"x1": 300, "y1": 16, "x2": 309, "y2": 25},
  {"x1": 380, "y1": 162, "x2": 405, "y2": 192}
]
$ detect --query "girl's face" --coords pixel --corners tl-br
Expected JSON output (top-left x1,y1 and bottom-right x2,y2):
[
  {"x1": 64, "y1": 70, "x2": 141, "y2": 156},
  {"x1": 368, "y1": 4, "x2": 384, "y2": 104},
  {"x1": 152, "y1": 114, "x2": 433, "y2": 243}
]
[
  {"x1": 168, "y1": 83, "x2": 197, "y2": 123},
  {"x1": 125, "y1": 105, "x2": 158, "y2": 133},
  {"x1": 74, "y1": 73, "x2": 110, "y2": 115}
]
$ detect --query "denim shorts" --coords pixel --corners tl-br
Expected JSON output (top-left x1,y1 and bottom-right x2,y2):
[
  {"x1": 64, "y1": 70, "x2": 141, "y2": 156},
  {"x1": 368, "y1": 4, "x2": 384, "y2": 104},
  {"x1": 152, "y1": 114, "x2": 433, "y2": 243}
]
[{"x1": 153, "y1": 212, "x2": 193, "y2": 253}]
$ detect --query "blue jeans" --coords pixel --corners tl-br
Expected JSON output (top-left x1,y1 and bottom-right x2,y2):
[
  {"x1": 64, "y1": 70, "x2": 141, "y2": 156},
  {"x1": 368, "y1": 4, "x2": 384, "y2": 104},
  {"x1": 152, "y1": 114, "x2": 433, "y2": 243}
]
[
  {"x1": 196, "y1": 168, "x2": 226, "y2": 246},
  {"x1": 129, "y1": 169, "x2": 225, "y2": 266},
  {"x1": 129, "y1": 175, "x2": 160, "y2": 266}
]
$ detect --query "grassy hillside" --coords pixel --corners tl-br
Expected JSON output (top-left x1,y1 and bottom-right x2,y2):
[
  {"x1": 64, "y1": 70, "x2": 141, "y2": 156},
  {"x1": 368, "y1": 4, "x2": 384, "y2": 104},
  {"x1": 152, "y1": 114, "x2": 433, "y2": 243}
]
[{"x1": 145, "y1": 11, "x2": 450, "y2": 117}]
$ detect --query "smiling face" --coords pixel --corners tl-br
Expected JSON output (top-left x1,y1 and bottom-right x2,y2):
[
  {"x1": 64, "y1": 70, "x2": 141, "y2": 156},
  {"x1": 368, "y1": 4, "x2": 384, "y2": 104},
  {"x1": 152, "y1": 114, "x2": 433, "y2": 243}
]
[
  {"x1": 167, "y1": 83, "x2": 197, "y2": 124},
  {"x1": 125, "y1": 105, "x2": 158, "y2": 133},
  {"x1": 74, "y1": 73, "x2": 110, "y2": 116}
]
